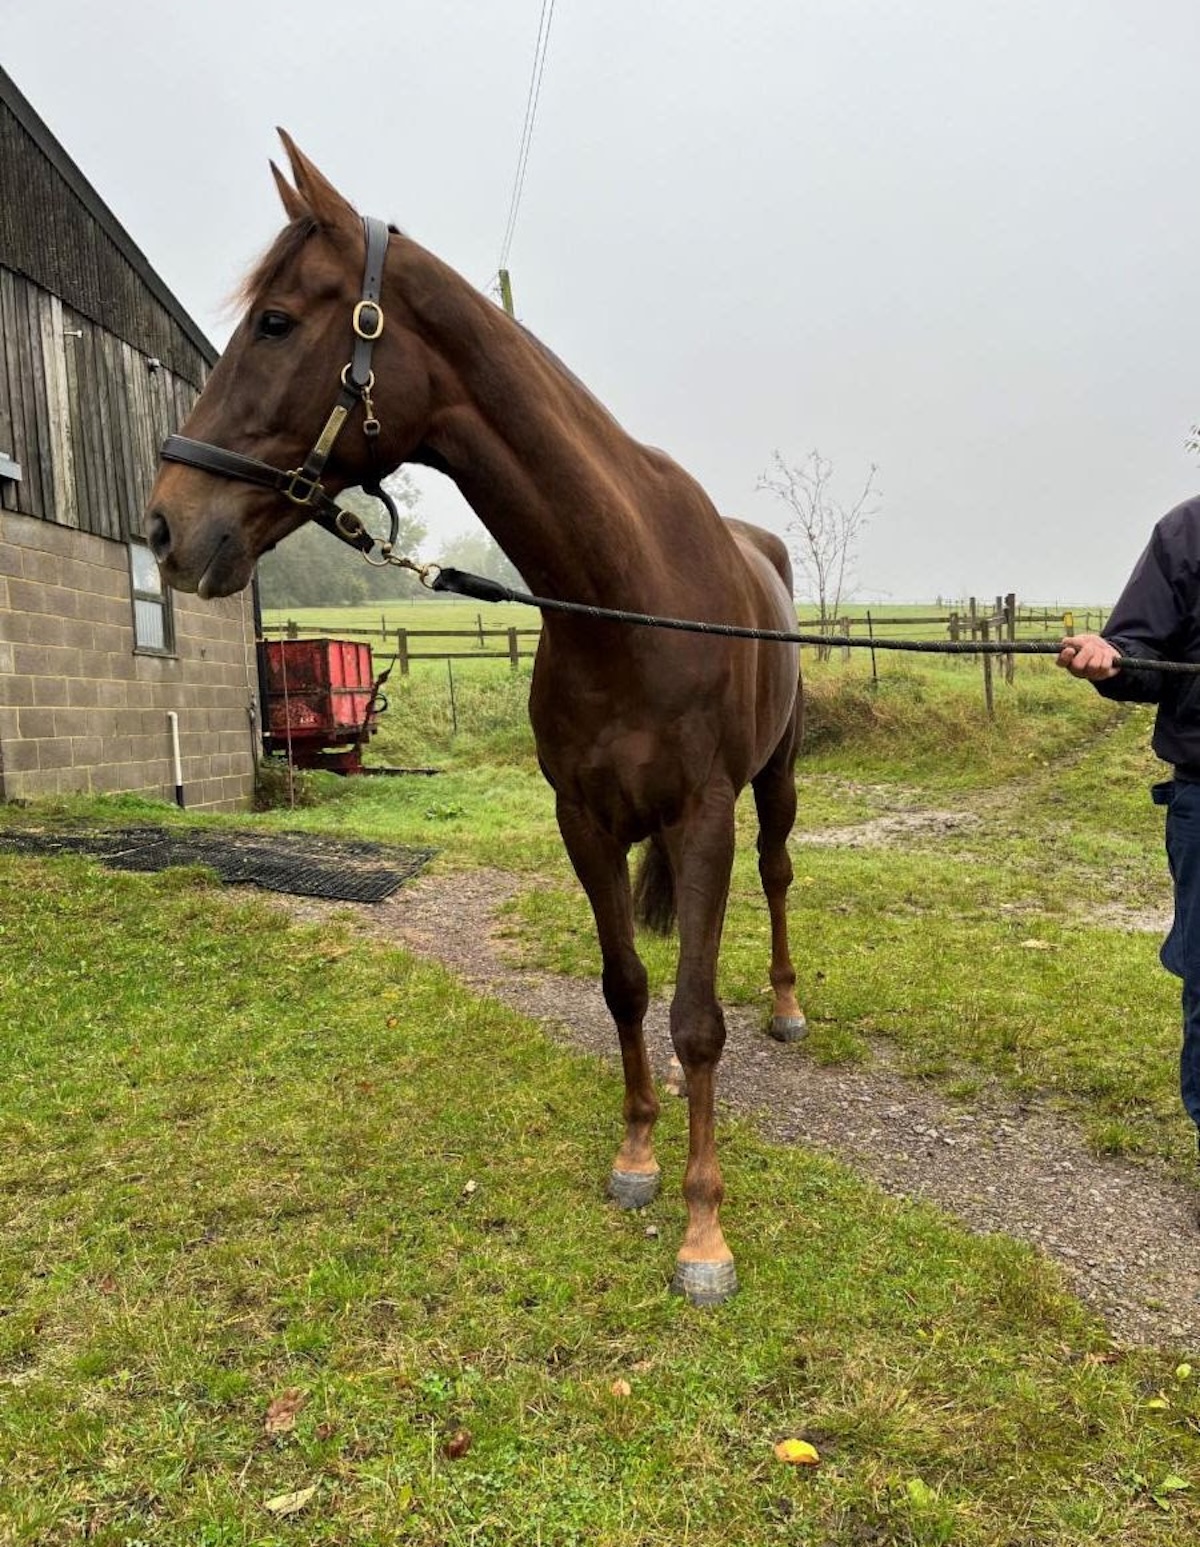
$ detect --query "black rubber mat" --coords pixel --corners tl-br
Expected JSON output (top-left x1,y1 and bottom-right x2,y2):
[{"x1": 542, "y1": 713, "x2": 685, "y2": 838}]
[{"x1": 0, "y1": 827, "x2": 434, "y2": 903}]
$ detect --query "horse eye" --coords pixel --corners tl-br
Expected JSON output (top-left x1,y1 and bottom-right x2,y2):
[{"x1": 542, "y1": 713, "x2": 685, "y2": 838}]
[{"x1": 256, "y1": 310, "x2": 294, "y2": 340}]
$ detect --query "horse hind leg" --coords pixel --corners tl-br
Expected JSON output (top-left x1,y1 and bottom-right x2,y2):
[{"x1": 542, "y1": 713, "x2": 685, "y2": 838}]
[
  {"x1": 555, "y1": 799, "x2": 662, "y2": 1209},
  {"x1": 753, "y1": 712, "x2": 807, "y2": 1043}
]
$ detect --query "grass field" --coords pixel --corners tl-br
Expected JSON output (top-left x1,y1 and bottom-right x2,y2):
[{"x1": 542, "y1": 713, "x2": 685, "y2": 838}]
[{"x1": 3, "y1": 647, "x2": 1199, "y2": 1543}]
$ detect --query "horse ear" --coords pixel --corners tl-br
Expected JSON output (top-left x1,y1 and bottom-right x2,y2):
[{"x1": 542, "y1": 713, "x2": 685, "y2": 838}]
[
  {"x1": 276, "y1": 128, "x2": 357, "y2": 232},
  {"x1": 270, "y1": 161, "x2": 310, "y2": 224}
]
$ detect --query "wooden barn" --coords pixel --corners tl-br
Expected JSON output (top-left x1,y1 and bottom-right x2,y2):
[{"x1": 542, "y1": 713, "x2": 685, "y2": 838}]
[{"x1": 0, "y1": 65, "x2": 259, "y2": 810}]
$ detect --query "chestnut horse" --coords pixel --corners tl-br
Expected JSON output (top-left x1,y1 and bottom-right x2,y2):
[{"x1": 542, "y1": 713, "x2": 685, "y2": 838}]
[{"x1": 146, "y1": 135, "x2": 804, "y2": 1306}]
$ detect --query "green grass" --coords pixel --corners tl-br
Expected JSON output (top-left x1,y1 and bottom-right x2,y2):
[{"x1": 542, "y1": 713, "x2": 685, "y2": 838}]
[
  {"x1": 3, "y1": 856, "x2": 1200, "y2": 1545},
  {"x1": 3, "y1": 646, "x2": 1196, "y2": 1542}
]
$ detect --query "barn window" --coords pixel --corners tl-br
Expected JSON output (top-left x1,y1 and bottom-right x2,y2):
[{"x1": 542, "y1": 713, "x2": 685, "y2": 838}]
[{"x1": 129, "y1": 542, "x2": 175, "y2": 654}]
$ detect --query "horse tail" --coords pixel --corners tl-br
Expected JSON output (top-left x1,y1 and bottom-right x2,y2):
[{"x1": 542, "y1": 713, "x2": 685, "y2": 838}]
[{"x1": 633, "y1": 835, "x2": 677, "y2": 936}]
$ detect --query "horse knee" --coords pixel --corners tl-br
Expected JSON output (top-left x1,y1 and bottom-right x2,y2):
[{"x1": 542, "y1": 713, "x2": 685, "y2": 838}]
[
  {"x1": 602, "y1": 955, "x2": 649, "y2": 1026},
  {"x1": 669, "y1": 998, "x2": 727, "y2": 1070}
]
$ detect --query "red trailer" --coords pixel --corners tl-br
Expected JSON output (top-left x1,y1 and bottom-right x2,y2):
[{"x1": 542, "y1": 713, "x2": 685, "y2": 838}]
[{"x1": 261, "y1": 638, "x2": 385, "y2": 773}]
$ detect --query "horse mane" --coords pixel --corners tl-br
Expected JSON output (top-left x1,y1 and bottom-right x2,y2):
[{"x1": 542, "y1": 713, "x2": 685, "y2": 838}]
[{"x1": 517, "y1": 322, "x2": 616, "y2": 420}]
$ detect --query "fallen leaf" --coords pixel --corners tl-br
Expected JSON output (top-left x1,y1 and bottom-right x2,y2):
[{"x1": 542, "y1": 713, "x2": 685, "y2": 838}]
[
  {"x1": 1146, "y1": 1396, "x2": 1171, "y2": 1410},
  {"x1": 1019, "y1": 939, "x2": 1053, "y2": 951},
  {"x1": 773, "y1": 1438, "x2": 820, "y2": 1466},
  {"x1": 264, "y1": 1388, "x2": 307, "y2": 1435},
  {"x1": 264, "y1": 1485, "x2": 317, "y2": 1516},
  {"x1": 1176, "y1": 1364, "x2": 1193, "y2": 1382},
  {"x1": 443, "y1": 1428, "x2": 472, "y2": 1459},
  {"x1": 610, "y1": 1379, "x2": 632, "y2": 1398},
  {"x1": 96, "y1": 1273, "x2": 117, "y2": 1296},
  {"x1": 906, "y1": 1478, "x2": 936, "y2": 1509},
  {"x1": 463, "y1": 1180, "x2": 478, "y2": 1196}
]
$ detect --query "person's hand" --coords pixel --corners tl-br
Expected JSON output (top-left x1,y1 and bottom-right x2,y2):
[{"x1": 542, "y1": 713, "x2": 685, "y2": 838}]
[{"x1": 1057, "y1": 633, "x2": 1120, "y2": 680}]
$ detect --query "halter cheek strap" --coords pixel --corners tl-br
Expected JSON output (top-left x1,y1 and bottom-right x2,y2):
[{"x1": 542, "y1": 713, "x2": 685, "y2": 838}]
[{"x1": 160, "y1": 215, "x2": 398, "y2": 563}]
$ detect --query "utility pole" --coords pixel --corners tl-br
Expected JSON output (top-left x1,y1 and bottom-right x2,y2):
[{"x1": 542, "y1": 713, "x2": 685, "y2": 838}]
[{"x1": 498, "y1": 268, "x2": 515, "y2": 319}]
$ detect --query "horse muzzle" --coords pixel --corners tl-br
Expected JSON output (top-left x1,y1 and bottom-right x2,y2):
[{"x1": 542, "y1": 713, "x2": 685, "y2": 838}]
[{"x1": 145, "y1": 498, "x2": 258, "y2": 599}]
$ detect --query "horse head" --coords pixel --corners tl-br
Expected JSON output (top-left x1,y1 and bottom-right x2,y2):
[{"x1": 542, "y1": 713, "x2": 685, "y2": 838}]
[{"x1": 146, "y1": 133, "x2": 433, "y2": 598}]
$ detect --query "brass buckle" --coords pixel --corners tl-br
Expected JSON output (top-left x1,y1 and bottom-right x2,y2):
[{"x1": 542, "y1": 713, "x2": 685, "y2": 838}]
[
  {"x1": 353, "y1": 300, "x2": 384, "y2": 340},
  {"x1": 283, "y1": 469, "x2": 323, "y2": 506}
]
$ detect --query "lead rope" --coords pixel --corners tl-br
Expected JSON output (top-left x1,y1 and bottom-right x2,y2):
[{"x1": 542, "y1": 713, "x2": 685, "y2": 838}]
[{"x1": 334, "y1": 554, "x2": 1200, "y2": 675}]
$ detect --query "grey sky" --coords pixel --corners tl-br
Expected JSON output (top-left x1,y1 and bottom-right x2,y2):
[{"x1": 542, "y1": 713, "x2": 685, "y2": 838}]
[{"x1": 6, "y1": 1, "x2": 1199, "y2": 603}]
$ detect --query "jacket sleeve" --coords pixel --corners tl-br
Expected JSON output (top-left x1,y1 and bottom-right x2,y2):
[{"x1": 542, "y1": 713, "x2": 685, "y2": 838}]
[{"x1": 1095, "y1": 526, "x2": 1181, "y2": 705}]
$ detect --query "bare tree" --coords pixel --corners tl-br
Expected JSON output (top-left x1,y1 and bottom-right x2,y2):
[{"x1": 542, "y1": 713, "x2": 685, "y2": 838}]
[{"x1": 756, "y1": 450, "x2": 879, "y2": 654}]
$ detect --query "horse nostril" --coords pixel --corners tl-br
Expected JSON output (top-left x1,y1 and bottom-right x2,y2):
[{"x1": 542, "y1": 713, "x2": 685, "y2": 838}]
[{"x1": 146, "y1": 510, "x2": 171, "y2": 560}]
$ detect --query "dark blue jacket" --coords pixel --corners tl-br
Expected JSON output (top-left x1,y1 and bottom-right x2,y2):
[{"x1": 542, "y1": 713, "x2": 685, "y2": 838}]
[{"x1": 1100, "y1": 495, "x2": 1200, "y2": 769}]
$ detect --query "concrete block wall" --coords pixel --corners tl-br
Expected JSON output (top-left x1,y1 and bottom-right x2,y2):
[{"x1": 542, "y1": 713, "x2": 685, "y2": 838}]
[{"x1": 0, "y1": 510, "x2": 259, "y2": 810}]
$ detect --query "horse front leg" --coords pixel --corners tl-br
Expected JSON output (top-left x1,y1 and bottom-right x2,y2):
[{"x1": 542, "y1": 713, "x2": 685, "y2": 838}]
[
  {"x1": 665, "y1": 789, "x2": 740, "y2": 1306},
  {"x1": 555, "y1": 798, "x2": 662, "y2": 1208},
  {"x1": 753, "y1": 704, "x2": 807, "y2": 1042}
]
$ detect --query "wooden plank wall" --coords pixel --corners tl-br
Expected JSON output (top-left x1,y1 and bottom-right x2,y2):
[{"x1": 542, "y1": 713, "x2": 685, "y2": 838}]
[
  {"x1": 0, "y1": 98, "x2": 210, "y2": 385},
  {"x1": 0, "y1": 264, "x2": 201, "y2": 537}
]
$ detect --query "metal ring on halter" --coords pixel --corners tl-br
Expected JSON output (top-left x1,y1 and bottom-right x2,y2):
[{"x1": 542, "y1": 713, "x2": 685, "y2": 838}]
[
  {"x1": 334, "y1": 484, "x2": 400, "y2": 565},
  {"x1": 341, "y1": 363, "x2": 375, "y2": 393}
]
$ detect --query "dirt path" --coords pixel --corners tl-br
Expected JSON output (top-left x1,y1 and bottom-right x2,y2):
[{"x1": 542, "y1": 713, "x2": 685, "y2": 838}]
[{"x1": 281, "y1": 862, "x2": 1200, "y2": 1350}]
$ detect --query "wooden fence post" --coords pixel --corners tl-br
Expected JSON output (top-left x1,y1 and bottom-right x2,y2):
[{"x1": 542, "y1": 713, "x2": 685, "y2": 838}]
[
  {"x1": 508, "y1": 627, "x2": 520, "y2": 670},
  {"x1": 396, "y1": 629, "x2": 410, "y2": 676},
  {"x1": 1004, "y1": 591, "x2": 1016, "y2": 684},
  {"x1": 840, "y1": 617, "x2": 851, "y2": 663},
  {"x1": 981, "y1": 616, "x2": 995, "y2": 718}
]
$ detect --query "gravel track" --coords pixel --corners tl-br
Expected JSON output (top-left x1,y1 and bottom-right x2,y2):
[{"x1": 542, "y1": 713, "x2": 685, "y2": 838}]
[{"x1": 282, "y1": 863, "x2": 1200, "y2": 1350}]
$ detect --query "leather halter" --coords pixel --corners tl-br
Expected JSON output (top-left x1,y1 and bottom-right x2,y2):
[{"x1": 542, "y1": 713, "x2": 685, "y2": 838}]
[{"x1": 159, "y1": 215, "x2": 399, "y2": 563}]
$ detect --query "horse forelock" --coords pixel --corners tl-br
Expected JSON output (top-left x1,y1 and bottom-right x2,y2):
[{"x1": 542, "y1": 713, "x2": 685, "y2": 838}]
[{"x1": 234, "y1": 215, "x2": 319, "y2": 310}]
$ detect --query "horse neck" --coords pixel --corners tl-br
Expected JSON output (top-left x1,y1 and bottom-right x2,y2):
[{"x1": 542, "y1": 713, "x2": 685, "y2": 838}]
[{"x1": 390, "y1": 245, "x2": 716, "y2": 605}]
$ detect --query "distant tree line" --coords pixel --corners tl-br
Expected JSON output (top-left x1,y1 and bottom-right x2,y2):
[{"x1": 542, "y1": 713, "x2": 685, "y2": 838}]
[{"x1": 256, "y1": 471, "x2": 524, "y2": 609}]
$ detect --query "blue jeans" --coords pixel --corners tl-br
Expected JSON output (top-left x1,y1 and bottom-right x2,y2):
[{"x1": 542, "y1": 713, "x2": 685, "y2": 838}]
[{"x1": 1153, "y1": 778, "x2": 1200, "y2": 1144}]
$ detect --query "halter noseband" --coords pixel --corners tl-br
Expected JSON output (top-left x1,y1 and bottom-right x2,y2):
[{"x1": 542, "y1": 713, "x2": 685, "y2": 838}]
[{"x1": 159, "y1": 215, "x2": 399, "y2": 563}]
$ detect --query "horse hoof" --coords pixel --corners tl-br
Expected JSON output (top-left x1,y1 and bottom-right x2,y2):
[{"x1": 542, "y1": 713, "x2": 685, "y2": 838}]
[
  {"x1": 608, "y1": 1168, "x2": 661, "y2": 1209},
  {"x1": 769, "y1": 1013, "x2": 808, "y2": 1044},
  {"x1": 670, "y1": 1258, "x2": 739, "y2": 1307}
]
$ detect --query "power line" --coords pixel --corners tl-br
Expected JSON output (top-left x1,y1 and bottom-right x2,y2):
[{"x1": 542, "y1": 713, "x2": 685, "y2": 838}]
[{"x1": 498, "y1": 0, "x2": 556, "y2": 278}]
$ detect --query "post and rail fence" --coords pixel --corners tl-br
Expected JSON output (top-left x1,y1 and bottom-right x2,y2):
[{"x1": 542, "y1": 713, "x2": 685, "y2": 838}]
[{"x1": 260, "y1": 595, "x2": 1108, "y2": 718}]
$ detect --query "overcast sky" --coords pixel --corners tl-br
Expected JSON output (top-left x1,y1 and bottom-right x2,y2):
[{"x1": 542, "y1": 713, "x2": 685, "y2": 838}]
[{"x1": 6, "y1": 1, "x2": 1200, "y2": 603}]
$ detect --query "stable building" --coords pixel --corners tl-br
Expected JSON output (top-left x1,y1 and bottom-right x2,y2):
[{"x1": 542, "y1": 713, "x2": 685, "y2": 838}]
[{"x1": 0, "y1": 65, "x2": 259, "y2": 810}]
